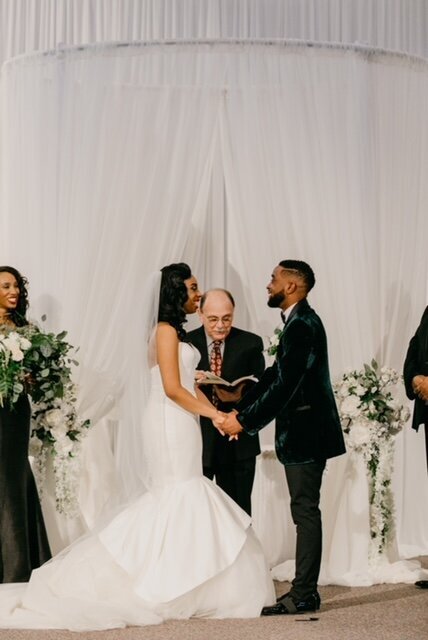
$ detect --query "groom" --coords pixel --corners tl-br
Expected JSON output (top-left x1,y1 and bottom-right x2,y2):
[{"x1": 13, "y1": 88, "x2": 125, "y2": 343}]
[{"x1": 222, "y1": 260, "x2": 346, "y2": 615}]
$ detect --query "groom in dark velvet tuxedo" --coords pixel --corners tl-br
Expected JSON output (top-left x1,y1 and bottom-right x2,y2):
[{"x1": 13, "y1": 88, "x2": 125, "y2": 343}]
[
  {"x1": 187, "y1": 289, "x2": 264, "y2": 516},
  {"x1": 222, "y1": 260, "x2": 346, "y2": 615}
]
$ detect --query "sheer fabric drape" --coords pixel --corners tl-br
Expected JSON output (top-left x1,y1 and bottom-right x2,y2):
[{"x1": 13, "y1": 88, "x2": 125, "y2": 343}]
[
  {"x1": 0, "y1": 43, "x2": 225, "y2": 548},
  {"x1": 218, "y1": 43, "x2": 428, "y2": 569},
  {"x1": 1, "y1": 41, "x2": 427, "y2": 569}
]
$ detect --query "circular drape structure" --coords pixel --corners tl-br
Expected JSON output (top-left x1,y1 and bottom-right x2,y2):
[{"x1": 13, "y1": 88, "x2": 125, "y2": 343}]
[{"x1": 1, "y1": 40, "x2": 427, "y2": 562}]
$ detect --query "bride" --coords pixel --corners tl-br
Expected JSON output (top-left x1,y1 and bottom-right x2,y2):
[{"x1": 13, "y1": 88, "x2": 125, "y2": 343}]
[{"x1": 0, "y1": 263, "x2": 275, "y2": 630}]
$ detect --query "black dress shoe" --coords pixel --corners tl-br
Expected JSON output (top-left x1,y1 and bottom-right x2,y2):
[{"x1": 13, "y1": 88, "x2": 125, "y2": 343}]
[
  {"x1": 262, "y1": 592, "x2": 321, "y2": 616},
  {"x1": 415, "y1": 580, "x2": 428, "y2": 589},
  {"x1": 276, "y1": 590, "x2": 320, "y2": 607}
]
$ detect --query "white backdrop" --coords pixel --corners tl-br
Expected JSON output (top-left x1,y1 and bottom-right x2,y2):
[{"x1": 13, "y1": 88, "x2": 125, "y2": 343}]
[{"x1": 1, "y1": 40, "x2": 428, "y2": 568}]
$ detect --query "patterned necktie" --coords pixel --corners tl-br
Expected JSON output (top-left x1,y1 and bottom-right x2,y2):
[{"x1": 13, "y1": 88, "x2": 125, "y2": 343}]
[
  {"x1": 210, "y1": 340, "x2": 223, "y2": 406},
  {"x1": 210, "y1": 340, "x2": 223, "y2": 377}
]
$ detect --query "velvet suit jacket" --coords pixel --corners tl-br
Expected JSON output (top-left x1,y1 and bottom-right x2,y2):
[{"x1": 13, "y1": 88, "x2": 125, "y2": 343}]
[
  {"x1": 236, "y1": 299, "x2": 346, "y2": 465},
  {"x1": 187, "y1": 326, "x2": 264, "y2": 468},
  {"x1": 403, "y1": 305, "x2": 428, "y2": 431}
]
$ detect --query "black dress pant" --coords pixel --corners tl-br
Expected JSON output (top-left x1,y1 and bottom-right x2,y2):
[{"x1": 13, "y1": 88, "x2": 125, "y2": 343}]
[
  {"x1": 285, "y1": 460, "x2": 326, "y2": 601},
  {"x1": 203, "y1": 457, "x2": 256, "y2": 516}
]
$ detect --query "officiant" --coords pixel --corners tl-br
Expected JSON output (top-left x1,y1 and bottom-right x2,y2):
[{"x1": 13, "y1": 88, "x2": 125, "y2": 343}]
[{"x1": 188, "y1": 289, "x2": 265, "y2": 515}]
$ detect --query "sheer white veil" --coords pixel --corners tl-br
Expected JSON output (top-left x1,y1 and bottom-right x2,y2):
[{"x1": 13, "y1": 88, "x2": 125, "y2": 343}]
[{"x1": 114, "y1": 270, "x2": 161, "y2": 502}]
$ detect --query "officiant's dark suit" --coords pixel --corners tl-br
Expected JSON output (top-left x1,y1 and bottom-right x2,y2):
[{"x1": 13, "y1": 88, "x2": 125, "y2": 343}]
[
  {"x1": 222, "y1": 261, "x2": 345, "y2": 615},
  {"x1": 187, "y1": 289, "x2": 264, "y2": 515},
  {"x1": 403, "y1": 305, "x2": 428, "y2": 471}
]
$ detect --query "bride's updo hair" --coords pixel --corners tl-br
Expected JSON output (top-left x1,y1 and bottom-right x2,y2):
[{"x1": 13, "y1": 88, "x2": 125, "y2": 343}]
[
  {"x1": 0, "y1": 265, "x2": 29, "y2": 326},
  {"x1": 158, "y1": 262, "x2": 192, "y2": 340}
]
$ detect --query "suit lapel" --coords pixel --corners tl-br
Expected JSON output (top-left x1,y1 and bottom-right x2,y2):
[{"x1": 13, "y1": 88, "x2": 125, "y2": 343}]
[
  {"x1": 221, "y1": 329, "x2": 239, "y2": 380},
  {"x1": 192, "y1": 327, "x2": 209, "y2": 369},
  {"x1": 286, "y1": 298, "x2": 310, "y2": 326}
]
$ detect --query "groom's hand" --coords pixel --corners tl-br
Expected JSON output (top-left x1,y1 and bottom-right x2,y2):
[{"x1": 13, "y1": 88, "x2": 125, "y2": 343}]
[
  {"x1": 222, "y1": 411, "x2": 244, "y2": 438},
  {"x1": 413, "y1": 375, "x2": 428, "y2": 401}
]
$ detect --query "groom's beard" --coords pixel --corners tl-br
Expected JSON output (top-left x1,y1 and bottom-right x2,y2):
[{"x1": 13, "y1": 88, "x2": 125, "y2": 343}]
[{"x1": 267, "y1": 291, "x2": 285, "y2": 308}]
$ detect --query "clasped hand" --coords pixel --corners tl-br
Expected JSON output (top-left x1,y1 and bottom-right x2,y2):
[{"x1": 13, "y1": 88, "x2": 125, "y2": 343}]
[
  {"x1": 412, "y1": 375, "x2": 428, "y2": 402},
  {"x1": 213, "y1": 410, "x2": 243, "y2": 440}
]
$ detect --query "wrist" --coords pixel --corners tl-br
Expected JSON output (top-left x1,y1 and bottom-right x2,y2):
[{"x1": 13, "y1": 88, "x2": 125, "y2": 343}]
[{"x1": 234, "y1": 413, "x2": 244, "y2": 431}]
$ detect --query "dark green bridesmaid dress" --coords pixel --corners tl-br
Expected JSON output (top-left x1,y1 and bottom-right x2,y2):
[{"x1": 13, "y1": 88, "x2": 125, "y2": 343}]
[{"x1": 0, "y1": 393, "x2": 51, "y2": 582}]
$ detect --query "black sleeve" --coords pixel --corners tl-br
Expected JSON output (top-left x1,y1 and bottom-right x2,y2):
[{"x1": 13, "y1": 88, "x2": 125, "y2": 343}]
[
  {"x1": 403, "y1": 306, "x2": 428, "y2": 400},
  {"x1": 238, "y1": 318, "x2": 315, "y2": 435}
]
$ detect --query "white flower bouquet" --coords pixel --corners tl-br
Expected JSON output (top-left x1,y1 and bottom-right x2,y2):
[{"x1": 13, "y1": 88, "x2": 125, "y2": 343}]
[
  {"x1": 0, "y1": 330, "x2": 32, "y2": 404},
  {"x1": 334, "y1": 359, "x2": 410, "y2": 559},
  {"x1": 0, "y1": 322, "x2": 91, "y2": 516}
]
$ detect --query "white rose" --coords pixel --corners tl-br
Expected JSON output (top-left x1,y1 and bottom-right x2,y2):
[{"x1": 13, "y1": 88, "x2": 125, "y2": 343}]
[
  {"x1": 3, "y1": 334, "x2": 24, "y2": 361},
  {"x1": 347, "y1": 424, "x2": 371, "y2": 449},
  {"x1": 354, "y1": 384, "x2": 366, "y2": 397},
  {"x1": 50, "y1": 422, "x2": 69, "y2": 439},
  {"x1": 10, "y1": 346, "x2": 24, "y2": 361},
  {"x1": 44, "y1": 409, "x2": 63, "y2": 428},
  {"x1": 334, "y1": 383, "x2": 348, "y2": 399},
  {"x1": 19, "y1": 336, "x2": 32, "y2": 351},
  {"x1": 340, "y1": 395, "x2": 361, "y2": 418},
  {"x1": 28, "y1": 436, "x2": 43, "y2": 457},
  {"x1": 54, "y1": 436, "x2": 74, "y2": 456}
]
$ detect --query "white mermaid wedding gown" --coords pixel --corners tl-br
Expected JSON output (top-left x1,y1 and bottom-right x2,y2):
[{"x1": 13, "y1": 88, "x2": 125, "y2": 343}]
[{"x1": 0, "y1": 343, "x2": 274, "y2": 630}]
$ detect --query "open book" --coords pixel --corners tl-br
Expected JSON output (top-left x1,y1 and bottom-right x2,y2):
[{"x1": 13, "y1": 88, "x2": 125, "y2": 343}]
[{"x1": 197, "y1": 372, "x2": 258, "y2": 387}]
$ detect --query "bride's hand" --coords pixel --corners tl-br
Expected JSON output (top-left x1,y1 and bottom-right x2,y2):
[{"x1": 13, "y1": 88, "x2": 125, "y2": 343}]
[
  {"x1": 213, "y1": 412, "x2": 239, "y2": 440},
  {"x1": 213, "y1": 411, "x2": 226, "y2": 433},
  {"x1": 194, "y1": 370, "x2": 207, "y2": 383}
]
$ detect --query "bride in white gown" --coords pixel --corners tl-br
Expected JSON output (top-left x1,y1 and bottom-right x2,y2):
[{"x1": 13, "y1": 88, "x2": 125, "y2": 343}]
[{"x1": 0, "y1": 263, "x2": 275, "y2": 630}]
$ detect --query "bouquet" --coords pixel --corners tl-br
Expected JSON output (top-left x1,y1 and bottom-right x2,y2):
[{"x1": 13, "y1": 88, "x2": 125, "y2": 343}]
[
  {"x1": 0, "y1": 321, "x2": 90, "y2": 516},
  {"x1": 334, "y1": 359, "x2": 410, "y2": 558}
]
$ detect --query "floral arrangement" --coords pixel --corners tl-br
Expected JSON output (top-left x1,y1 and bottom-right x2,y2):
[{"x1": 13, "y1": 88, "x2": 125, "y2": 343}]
[
  {"x1": 265, "y1": 325, "x2": 284, "y2": 356},
  {"x1": 0, "y1": 321, "x2": 90, "y2": 516},
  {"x1": 0, "y1": 330, "x2": 32, "y2": 404},
  {"x1": 334, "y1": 359, "x2": 410, "y2": 559}
]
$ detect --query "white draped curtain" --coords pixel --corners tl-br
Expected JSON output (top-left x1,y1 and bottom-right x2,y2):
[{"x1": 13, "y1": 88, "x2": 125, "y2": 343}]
[
  {"x1": 1, "y1": 41, "x2": 427, "y2": 565},
  {"x1": 1, "y1": 0, "x2": 428, "y2": 71}
]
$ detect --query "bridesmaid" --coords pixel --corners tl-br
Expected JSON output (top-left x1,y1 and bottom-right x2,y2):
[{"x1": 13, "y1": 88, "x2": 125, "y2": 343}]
[{"x1": 0, "y1": 266, "x2": 51, "y2": 582}]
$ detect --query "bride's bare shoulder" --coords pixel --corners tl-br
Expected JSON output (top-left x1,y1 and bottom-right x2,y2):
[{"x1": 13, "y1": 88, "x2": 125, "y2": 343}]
[{"x1": 156, "y1": 322, "x2": 178, "y2": 341}]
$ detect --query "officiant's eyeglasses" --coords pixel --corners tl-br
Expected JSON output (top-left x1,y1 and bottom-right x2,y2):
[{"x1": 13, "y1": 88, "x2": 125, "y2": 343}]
[{"x1": 204, "y1": 315, "x2": 233, "y2": 326}]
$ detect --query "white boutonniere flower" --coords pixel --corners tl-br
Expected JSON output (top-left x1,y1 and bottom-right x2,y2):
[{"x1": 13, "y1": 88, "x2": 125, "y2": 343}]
[{"x1": 265, "y1": 325, "x2": 284, "y2": 357}]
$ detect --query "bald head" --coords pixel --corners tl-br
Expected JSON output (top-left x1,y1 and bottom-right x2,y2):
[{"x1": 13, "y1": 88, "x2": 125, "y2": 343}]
[{"x1": 198, "y1": 289, "x2": 235, "y2": 341}]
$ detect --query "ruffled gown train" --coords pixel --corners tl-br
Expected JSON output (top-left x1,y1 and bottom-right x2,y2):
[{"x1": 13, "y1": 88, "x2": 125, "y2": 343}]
[{"x1": 0, "y1": 343, "x2": 274, "y2": 630}]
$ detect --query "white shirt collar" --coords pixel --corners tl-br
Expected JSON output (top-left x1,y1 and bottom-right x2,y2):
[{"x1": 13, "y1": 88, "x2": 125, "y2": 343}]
[
  {"x1": 282, "y1": 302, "x2": 298, "y2": 323},
  {"x1": 204, "y1": 329, "x2": 225, "y2": 352}
]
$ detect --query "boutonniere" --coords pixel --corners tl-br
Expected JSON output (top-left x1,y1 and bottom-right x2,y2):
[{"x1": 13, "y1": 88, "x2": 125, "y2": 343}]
[{"x1": 264, "y1": 325, "x2": 284, "y2": 357}]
